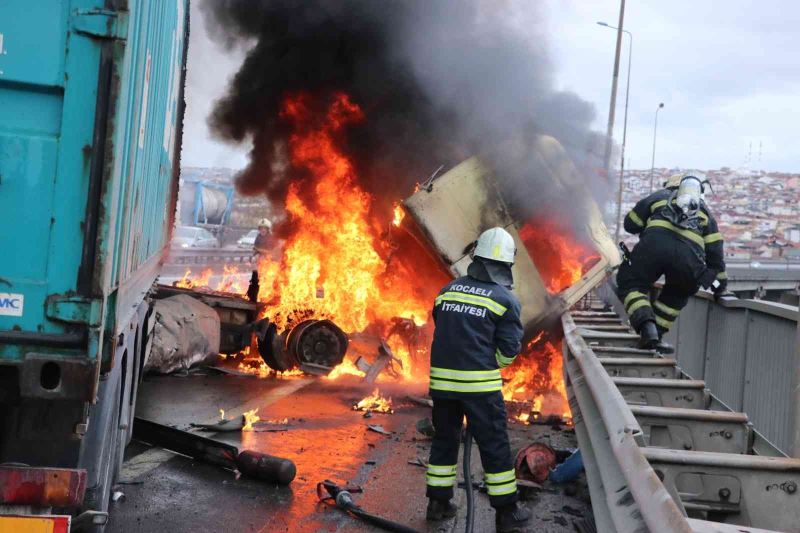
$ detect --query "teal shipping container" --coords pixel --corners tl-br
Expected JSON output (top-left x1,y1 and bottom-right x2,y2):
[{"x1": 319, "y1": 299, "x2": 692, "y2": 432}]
[{"x1": 0, "y1": 0, "x2": 188, "y2": 525}]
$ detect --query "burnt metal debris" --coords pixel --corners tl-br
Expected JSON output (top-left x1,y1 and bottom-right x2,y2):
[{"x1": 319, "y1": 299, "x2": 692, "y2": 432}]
[{"x1": 132, "y1": 418, "x2": 296, "y2": 485}]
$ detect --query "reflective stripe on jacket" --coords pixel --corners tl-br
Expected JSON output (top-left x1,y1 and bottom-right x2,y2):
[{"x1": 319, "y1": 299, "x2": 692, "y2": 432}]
[
  {"x1": 623, "y1": 189, "x2": 726, "y2": 278},
  {"x1": 429, "y1": 275, "x2": 523, "y2": 398}
]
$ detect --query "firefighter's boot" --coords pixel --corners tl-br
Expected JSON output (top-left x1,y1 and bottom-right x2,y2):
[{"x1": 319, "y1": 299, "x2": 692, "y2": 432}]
[
  {"x1": 426, "y1": 499, "x2": 457, "y2": 521},
  {"x1": 638, "y1": 320, "x2": 659, "y2": 350},
  {"x1": 655, "y1": 336, "x2": 675, "y2": 354},
  {"x1": 496, "y1": 502, "x2": 532, "y2": 532}
]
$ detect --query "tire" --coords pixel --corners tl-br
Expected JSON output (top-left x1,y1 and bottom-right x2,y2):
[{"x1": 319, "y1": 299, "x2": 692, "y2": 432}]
[{"x1": 79, "y1": 370, "x2": 122, "y2": 533}]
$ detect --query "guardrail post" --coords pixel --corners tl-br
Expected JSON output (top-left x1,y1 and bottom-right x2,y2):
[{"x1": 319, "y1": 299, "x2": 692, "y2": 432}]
[{"x1": 793, "y1": 316, "x2": 800, "y2": 457}]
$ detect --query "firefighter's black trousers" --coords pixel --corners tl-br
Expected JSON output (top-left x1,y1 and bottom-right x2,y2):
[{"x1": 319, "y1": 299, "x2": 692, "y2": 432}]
[
  {"x1": 426, "y1": 392, "x2": 518, "y2": 508},
  {"x1": 616, "y1": 230, "x2": 705, "y2": 335}
]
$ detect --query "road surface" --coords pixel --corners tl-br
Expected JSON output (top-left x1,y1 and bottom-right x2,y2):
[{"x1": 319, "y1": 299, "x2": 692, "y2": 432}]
[{"x1": 106, "y1": 369, "x2": 589, "y2": 532}]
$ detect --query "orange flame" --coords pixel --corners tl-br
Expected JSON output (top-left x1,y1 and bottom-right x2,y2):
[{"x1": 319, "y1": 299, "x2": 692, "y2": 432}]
[
  {"x1": 325, "y1": 358, "x2": 366, "y2": 380},
  {"x1": 392, "y1": 203, "x2": 405, "y2": 227},
  {"x1": 502, "y1": 337, "x2": 571, "y2": 420},
  {"x1": 519, "y1": 220, "x2": 599, "y2": 294},
  {"x1": 216, "y1": 264, "x2": 245, "y2": 294},
  {"x1": 174, "y1": 265, "x2": 246, "y2": 295},
  {"x1": 242, "y1": 408, "x2": 260, "y2": 431},
  {"x1": 176, "y1": 268, "x2": 213, "y2": 290},
  {"x1": 236, "y1": 352, "x2": 306, "y2": 379},
  {"x1": 353, "y1": 388, "x2": 394, "y2": 413},
  {"x1": 255, "y1": 92, "x2": 432, "y2": 380},
  {"x1": 500, "y1": 219, "x2": 598, "y2": 420}
]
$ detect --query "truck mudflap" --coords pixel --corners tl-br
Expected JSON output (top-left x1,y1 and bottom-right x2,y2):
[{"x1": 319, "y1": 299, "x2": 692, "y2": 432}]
[{"x1": 403, "y1": 135, "x2": 621, "y2": 335}]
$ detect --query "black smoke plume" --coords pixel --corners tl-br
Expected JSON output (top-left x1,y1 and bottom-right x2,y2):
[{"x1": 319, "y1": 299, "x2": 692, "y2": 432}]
[{"x1": 202, "y1": 0, "x2": 608, "y2": 224}]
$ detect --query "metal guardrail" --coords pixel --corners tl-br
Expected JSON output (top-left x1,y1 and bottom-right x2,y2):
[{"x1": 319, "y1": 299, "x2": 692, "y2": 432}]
[
  {"x1": 563, "y1": 306, "x2": 800, "y2": 532},
  {"x1": 727, "y1": 260, "x2": 800, "y2": 271},
  {"x1": 562, "y1": 312, "x2": 690, "y2": 532},
  {"x1": 665, "y1": 292, "x2": 799, "y2": 456}
]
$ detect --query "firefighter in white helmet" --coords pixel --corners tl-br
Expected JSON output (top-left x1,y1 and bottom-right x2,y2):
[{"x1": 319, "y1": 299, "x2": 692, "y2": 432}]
[
  {"x1": 425, "y1": 227, "x2": 531, "y2": 532},
  {"x1": 253, "y1": 218, "x2": 274, "y2": 255}
]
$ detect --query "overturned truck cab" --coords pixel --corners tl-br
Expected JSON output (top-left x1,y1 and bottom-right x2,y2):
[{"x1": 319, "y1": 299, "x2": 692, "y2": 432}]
[{"x1": 403, "y1": 135, "x2": 621, "y2": 338}]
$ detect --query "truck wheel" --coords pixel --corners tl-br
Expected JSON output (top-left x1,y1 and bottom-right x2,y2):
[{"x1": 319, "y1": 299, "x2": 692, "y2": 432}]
[{"x1": 79, "y1": 370, "x2": 122, "y2": 532}]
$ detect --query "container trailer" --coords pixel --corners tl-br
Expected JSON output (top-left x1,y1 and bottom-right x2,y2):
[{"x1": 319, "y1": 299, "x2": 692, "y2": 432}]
[{"x1": 0, "y1": 0, "x2": 189, "y2": 529}]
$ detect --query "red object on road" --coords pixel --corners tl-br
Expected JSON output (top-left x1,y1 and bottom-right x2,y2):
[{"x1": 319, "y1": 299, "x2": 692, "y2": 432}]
[
  {"x1": 514, "y1": 443, "x2": 557, "y2": 483},
  {"x1": 0, "y1": 465, "x2": 87, "y2": 507}
]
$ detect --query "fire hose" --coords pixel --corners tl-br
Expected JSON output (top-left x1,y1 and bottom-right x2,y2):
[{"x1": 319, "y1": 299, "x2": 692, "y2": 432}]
[
  {"x1": 463, "y1": 428, "x2": 475, "y2": 533},
  {"x1": 317, "y1": 425, "x2": 476, "y2": 533},
  {"x1": 317, "y1": 480, "x2": 420, "y2": 533}
]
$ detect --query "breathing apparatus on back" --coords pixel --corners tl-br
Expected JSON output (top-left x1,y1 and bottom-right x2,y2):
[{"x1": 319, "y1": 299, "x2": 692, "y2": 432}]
[{"x1": 664, "y1": 174, "x2": 711, "y2": 230}]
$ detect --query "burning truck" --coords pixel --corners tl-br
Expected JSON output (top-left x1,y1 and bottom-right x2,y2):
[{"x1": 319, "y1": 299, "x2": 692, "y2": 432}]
[
  {"x1": 165, "y1": 0, "x2": 624, "y2": 423},
  {"x1": 171, "y1": 108, "x2": 619, "y2": 421}
]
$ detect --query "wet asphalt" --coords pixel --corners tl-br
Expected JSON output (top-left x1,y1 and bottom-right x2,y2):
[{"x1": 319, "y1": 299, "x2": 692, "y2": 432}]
[{"x1": 106, "y1": 371, "x2": 591, "y2": 532}]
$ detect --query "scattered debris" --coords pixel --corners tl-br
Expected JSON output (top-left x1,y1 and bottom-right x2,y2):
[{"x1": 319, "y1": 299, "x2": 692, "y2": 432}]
[
  {"x1": 515, "y1": 442, "x2": 557, "y2": 484},
  {"x1": 366, "y1": 424, "x2": 391, "y2": 436},
  {"x1": 516, "y1": 478, "x2": 543, "y2": 490},
  {"x1": 355, "y1": 356, "x2": 372, "y2": 374},
  {"x1": 572, "y1": 515, "x2": 597, "y2": 533},
  {"x1": 415, "y1": 417, "x2": 435, "y2": 438},
  {"x1": 191, "y1": 408, "x2": 268, "y2": 433},
  {"x1": 407, "y1": 457, "x2": 428, "y2": 468},
  {"x1": 133, "y1": 418, "x2": 296, "y2": 485},
  {"x1": 561, "y1": 505, "x2": 583, "y2": 517},
  {"x1": 553, "y1": 515, "x2": 568, "y2": 526},
  {"x1": 406, "y1": 395, "x2": 433, "y2": 408},
  {"x1": 111, "y1": 491, "x2": 125, "y2": 502},
  {"x1": 251, "y1": 418, "x2": 293, "y2": 433},
  {"x1": 364, "y1": 340, "x2": 397, "y2": 383},
  {"x1": 531, "y1": 414, "x2": 569, "y2": 428},
  {"x1": 191, "y1": 416, "x2": 245, "y2": 432},
  {"x1": 351, "y1": 338, "x2": 405, "y2": 383}
]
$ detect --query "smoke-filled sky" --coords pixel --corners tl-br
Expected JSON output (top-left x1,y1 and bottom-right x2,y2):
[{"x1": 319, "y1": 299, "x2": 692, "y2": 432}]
[{"x1": 182, "y1": 0, "x2": 800, "y2": 174}]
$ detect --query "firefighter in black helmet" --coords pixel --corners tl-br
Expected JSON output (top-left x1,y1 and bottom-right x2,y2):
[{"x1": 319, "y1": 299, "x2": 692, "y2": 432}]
[
  {"x1": 425, "y1": 227, "x2": 531, "y2": 532},
  {"x1": 617, "y1": 174, "x2": 727, "y2": 352}
]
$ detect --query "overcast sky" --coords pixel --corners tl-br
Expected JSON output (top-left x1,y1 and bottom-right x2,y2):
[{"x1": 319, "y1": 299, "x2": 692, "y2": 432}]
[{"x1": 182, "y1": 1, "x2": 800, "y2": 173}]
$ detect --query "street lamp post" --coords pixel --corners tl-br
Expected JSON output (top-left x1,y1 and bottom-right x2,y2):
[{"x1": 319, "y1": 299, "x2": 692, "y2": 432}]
[
  {"x1": 598, "y1": 22, "x2": 632, "y2": 243},
  {"x1": 601, "y1": 0, "x2": 626, "y2": 181},
  {"x1": 649, "y1": 102, "x2": 665, "y2": 192}
]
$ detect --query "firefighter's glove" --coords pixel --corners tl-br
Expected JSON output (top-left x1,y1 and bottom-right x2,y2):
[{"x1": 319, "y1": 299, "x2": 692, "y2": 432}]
[
  {"x1": 712, "y1": 279, "x2": 728, "y2": 299},
  {"x1": 698, "y1": 269, "x2": 717, "y2": 290}
]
